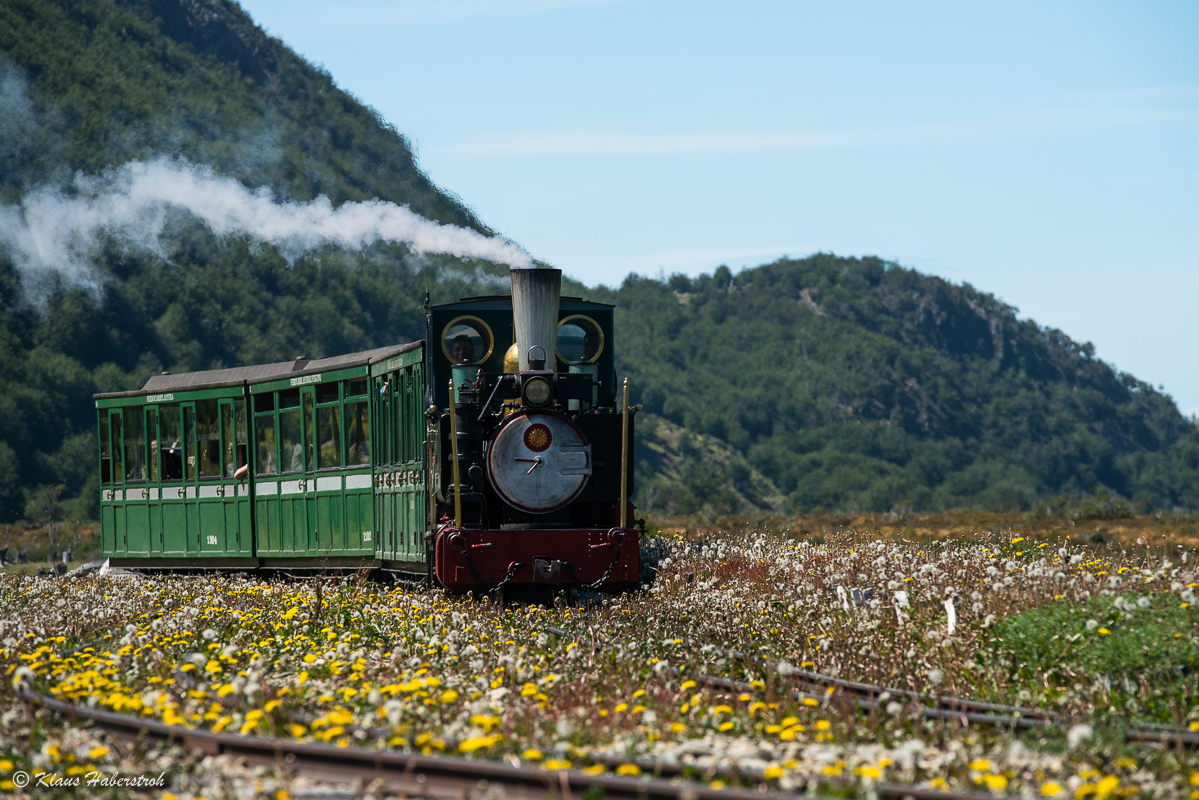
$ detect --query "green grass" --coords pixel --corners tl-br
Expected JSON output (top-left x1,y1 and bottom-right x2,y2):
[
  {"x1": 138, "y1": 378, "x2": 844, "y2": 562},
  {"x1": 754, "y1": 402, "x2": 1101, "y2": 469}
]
[{"x1": 981, "y1": 593, "x2": 1198, "y2": 724}]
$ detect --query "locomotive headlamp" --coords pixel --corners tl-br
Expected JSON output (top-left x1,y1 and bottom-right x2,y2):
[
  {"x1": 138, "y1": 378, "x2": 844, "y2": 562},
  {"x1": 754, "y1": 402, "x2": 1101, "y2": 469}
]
[{"x1": 523, "y1": 377, "x2": 552, "y2": 406}]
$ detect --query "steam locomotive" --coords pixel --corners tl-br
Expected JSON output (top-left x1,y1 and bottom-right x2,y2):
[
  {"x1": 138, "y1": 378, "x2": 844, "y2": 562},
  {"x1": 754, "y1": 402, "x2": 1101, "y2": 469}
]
[{"x1": 94, "y1": 268, "x2": 641, "y2": 596}]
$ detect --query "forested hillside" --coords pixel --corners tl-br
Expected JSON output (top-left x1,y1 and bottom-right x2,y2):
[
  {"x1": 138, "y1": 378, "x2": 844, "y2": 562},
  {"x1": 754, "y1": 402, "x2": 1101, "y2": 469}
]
[
  {"x1": 0, "y1": 0, "x2": 511, "y2": 521},
  {"x1": 0, "y1": 0, "x2": 1195, "y2": 522},
  {"x1": 611, "y1": 259, "x2": 1199, "y2": 514}
]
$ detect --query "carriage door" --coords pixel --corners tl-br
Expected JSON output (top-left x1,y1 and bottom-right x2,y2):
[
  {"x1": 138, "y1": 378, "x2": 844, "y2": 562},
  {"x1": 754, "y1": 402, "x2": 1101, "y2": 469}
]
[
  {"x1": 219, "y1": 398, "x2": 252, "y2": 556},
  {"x1": 158, "y1": 404, "x2": 187, "y2": 556},
  {"x1": 121, "y1": 407, "x2": 150, "y2": 557},
  {"x1": 144, "y1": 406, "x2": 163, "y2": 556},
  {"x1": 100, "y1": 410, "x2": 125, "y2": 556},
  {"x1": 302, "y1": 387, "x2": 319, "y2": 553},
  {"x1": 181, "y1": 403, "x2": 202, "y2": 556}
]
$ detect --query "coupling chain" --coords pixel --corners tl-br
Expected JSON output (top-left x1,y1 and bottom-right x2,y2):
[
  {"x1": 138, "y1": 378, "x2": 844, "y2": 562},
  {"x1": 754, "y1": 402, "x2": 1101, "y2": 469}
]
[
  {"x1": 452, "y1": 533, "x2": 522, "y2": 596},
  {"x1": 563, "y1": 527, "x2": 626, "y2": 591}
]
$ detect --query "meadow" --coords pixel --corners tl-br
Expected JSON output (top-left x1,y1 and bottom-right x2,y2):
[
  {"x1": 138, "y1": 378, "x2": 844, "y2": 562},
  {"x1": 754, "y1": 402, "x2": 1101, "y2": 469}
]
[{"x1": 1, "y1": 524, "x2": 1197, "y2": 798}]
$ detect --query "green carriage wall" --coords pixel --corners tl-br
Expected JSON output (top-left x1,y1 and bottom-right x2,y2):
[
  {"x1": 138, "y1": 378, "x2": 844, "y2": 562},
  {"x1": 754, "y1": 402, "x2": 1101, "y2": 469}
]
[{"x1": 94, "y1": 342, "x2": 429, "y2": 569}]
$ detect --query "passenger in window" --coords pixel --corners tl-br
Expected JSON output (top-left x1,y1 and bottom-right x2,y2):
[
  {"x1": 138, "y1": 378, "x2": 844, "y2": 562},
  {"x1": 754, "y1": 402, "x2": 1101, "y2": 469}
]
[
  {"x1": 583, "y1": 331, "x2": 600, "y2": 362},
  {"x1": 288, "y1": 442, "x2": 303, "y2": 472},
  {"x1": 450, "y1": 335, "x2": 475, "y2": 364}
]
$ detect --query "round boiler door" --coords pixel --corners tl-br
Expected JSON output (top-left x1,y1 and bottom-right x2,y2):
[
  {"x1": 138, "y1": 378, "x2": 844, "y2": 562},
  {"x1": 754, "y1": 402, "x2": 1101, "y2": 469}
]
[{"x1": 487, "y1": 411, "x2": 591, "y2": 513}]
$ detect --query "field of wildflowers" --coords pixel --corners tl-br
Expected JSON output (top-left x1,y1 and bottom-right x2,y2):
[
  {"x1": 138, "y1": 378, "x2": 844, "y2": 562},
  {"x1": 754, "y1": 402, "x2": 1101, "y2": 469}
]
[{"x1": 2, "y1": 528, "x2": 1198, "y2": 798}]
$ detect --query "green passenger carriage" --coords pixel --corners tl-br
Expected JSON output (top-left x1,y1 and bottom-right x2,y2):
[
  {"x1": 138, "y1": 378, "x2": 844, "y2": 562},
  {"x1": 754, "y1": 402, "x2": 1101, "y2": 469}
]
[{"x1": 96, "y1": 343, "x2": 429, "y2": 573}]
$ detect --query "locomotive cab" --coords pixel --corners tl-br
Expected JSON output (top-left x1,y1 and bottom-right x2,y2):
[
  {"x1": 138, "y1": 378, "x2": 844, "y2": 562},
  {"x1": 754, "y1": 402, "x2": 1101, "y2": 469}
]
[{"x1": 428, "y1": 269, "x2": 640, "y2": 595}]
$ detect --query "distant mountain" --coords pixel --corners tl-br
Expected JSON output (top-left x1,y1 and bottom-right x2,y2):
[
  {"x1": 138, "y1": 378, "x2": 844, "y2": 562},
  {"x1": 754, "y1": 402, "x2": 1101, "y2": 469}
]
[
  {"x1": 604, "y1": 257, "x2": 1199, "y2": 513},
  {"x1": 0, "y1": 0, "x2": 1195, "y2": 521}
]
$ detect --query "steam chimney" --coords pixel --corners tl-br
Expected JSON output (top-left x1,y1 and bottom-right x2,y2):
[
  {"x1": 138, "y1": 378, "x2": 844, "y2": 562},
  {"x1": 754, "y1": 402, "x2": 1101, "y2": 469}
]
[{"x1": 510, "y1": 268, "x2": 561, "y2": 371}]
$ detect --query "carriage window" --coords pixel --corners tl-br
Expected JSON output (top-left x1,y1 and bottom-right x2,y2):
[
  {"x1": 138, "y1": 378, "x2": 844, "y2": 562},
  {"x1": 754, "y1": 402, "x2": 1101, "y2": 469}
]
[
  {"x1": 254, "y1": 393, "x2": 274, "y2": 413},
  {"x1": 256, "y1": 415, "x2": 277, "y2": 474},
  {"x1": 147, "y1": 408, "x2": 160, "y2": 483},
  {"x1": 99, "y1": 415, "x2": 111, "y2": 484},
  {"x1": 303, "y1": 392, "x2": 314, "y2": 470},
  {"x1": 374, "y1": 376, "x2": 390, "y2": 465},
  {"x1": 160, "y1": 404, "x2": 182, "y2": 481},
  {"x1": 556, "y1": 316, "x2": 604, "y2": 364},
  {"x1": 347, "y1": 378, "x2": 367, "y2": 398},
  {"x1": 279, "y1": 408, "x2": 303, "y2": 473},
  {"x1": 196, "y1": 399, "x2": 220, "y2": 478},
  {"x1": 317, "y1": 406, "x2": 342, "y2": 469},
  {"x1": 234, "y1": 400, "x2": 248, "y2": 473},
  {"x1": 345, "y1": 401, "x2": 369, "y2": 466},
  {"x1": 441, "y1": 316, "x2": 493, "y2": 366},
  {"x1": 316, "y1": 381, "x2": 339, "y2": 404},
  {"x1": 111, "y1": 414, "x2": 123, "y2": 484},
  {"x1": 279, "y1": 388, "x2": 300, "y2": 409},
  {"x1": 124, "y1": 407, "x2": 146, "y2": 482},
  {"x1": 221, "y1": 404, "x2": 236, "y2": 478},
  {"x1": 183, "y1": 407, "x2": 195, "y2": 481}
]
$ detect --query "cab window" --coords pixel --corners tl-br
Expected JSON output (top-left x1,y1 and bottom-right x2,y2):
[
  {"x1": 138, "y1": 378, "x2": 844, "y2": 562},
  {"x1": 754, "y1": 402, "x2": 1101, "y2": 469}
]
[
  {"x1": 441, "y1": 317, "x2": 493, "y2": 366},
  {"x1": 556, "y1": 316, "x2": 604, "y2": 364}
]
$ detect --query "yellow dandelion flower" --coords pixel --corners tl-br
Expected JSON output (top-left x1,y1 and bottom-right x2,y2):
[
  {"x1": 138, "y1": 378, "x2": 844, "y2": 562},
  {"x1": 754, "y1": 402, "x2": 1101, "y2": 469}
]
[
  {"x1": 616, "y1": 764, "x2": 641, "y2": 776},
  {"x1": 1041, "y1": 782, "x2": 1062, "y2": 796},
  {"x1": 984, "y1": 774, "x2": 1008, "y2": 790},
  {"x1": 458, "y1": 734, "x2": 503, "y2": 753},
  {"x1": 969, "y1": 759, "x2": 991, "y2": 771},
  {"x1": 522, "y1": 748, "x2": 543, "y2": 761}
]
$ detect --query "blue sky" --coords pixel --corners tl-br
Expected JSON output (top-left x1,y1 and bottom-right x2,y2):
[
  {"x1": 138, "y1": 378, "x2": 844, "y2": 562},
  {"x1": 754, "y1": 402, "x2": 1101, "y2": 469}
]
[{"x1": 237, "y1": 0, "x2": 1199, "y2": 414}]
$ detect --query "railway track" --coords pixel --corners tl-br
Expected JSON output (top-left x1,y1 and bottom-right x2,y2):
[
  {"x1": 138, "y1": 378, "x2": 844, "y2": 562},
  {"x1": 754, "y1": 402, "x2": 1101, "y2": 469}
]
[
  {"x1": 21, "y1": 689, "x2": 996, "y2": 800},
  {"x1": 545, "y1": 627, "x2": 1199, "y2": 750}
]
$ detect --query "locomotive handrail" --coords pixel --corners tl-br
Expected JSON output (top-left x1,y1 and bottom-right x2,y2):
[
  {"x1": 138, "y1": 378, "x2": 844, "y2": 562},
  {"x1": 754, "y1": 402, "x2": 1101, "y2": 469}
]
[
  {"x1": 620, "y1": 378, "x2": 630, "y2": 529},
  {"x1": 447, "y1": 378, "x2": 463, "y2": 527},
  {"x1": 477, "y1": 374, "x2": 516, "y2": 422}
]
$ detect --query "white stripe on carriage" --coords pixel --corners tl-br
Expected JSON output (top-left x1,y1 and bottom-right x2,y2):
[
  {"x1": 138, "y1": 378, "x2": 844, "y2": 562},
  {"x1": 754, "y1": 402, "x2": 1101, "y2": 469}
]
[
  {"x1": 316, "y1": 476, "x2": 341, "y2": 492},
  {"x1": 345, "y1": 474, "x2": 372, "y2": 490}
]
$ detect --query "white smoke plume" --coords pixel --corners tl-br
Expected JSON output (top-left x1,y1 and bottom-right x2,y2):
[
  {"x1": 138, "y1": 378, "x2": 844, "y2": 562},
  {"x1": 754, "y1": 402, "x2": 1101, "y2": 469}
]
[{"x1": 0, "y1": 158, "x2": 532, "y2": 287}]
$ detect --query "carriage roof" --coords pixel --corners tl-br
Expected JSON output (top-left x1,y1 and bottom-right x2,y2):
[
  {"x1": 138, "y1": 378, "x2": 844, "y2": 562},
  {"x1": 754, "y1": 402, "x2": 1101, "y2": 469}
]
[{"x1": 94, "y1": 341, "x2": 422, "y2": 400}]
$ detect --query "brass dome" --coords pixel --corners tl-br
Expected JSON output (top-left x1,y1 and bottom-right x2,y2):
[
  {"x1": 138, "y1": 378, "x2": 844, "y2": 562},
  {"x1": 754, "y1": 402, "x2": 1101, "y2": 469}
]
[{"x1": 502, "y1": 342, "x2": 520, "y2": 373}]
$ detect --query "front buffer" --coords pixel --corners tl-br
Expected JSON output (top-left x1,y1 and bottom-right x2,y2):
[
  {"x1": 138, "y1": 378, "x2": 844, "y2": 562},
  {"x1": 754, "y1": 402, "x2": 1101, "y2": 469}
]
[{"x1": 435, "y1": 526, "x2": 640, "y2": 593}]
